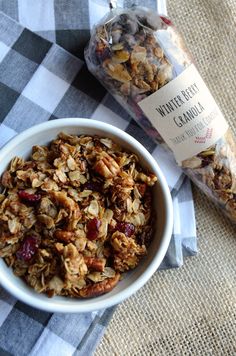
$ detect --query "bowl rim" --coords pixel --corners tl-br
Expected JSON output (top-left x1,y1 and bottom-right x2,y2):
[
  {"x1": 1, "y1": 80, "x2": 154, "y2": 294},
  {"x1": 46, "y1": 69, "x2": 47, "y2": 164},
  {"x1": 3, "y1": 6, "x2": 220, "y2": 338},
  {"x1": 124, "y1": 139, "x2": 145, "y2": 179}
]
[{"x1": 0, "y1": 118, "x2": 173, "y2": 313}]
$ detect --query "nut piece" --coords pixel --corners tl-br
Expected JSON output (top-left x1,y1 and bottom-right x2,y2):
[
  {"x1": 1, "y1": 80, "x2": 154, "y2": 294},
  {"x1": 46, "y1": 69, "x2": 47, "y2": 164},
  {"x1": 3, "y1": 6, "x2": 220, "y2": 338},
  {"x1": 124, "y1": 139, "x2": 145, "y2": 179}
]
[
  {"x1": 79, "y1": 273, "x2": 120, "y2": 298},
  {"x1": 94, "y1": 152, "x2": 120, "y2": 178},
  {"x1": 54, "y1": 230, "x2": 75, "y2": 243},
  {"x1": 130, "y1": 45, "x2": 147, "y2": 64},
  {"x1": 84, "y1": 256, "x2": 106, "y2": 272},
  {"x1": 1, "y1": 171, "x2": 13, "y2": 188}
]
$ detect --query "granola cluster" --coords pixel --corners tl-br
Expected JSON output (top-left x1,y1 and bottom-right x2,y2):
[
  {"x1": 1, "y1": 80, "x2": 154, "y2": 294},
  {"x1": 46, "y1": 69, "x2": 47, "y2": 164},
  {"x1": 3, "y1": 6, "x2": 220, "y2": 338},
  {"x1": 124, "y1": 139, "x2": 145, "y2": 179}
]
[
  {"x1": 85, "y1": 7, "x2": 236, "y2": 223},
  {"x1": 0, "y1": 133, "x2": 157, "y2": 298}
]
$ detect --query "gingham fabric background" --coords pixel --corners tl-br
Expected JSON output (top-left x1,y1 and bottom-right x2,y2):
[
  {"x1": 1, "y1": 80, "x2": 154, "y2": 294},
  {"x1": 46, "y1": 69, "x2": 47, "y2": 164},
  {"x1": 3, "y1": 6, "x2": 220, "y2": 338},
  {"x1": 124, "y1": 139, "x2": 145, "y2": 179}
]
[{"x1": 0, "y1": 1, "x2": 196, "y2": 355}]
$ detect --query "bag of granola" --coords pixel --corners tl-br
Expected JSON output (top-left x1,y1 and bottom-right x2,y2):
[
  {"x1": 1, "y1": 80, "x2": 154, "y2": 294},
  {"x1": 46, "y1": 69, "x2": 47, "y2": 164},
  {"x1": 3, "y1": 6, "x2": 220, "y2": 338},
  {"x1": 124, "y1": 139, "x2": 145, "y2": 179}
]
[{"x1": 84, "y1": 5, "x2": 236, "y2": 224}]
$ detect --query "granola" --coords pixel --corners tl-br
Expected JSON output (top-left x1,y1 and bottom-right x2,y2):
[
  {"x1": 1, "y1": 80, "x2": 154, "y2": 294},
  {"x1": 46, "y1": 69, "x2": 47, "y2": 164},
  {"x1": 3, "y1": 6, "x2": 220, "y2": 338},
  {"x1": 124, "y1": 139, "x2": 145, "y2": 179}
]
[
  {"x1": 0, "y1": 133, "x2": 157, "y2": 298},
  {"x1": 85, "y1": 6, "x2": 236, "y2": 223}
]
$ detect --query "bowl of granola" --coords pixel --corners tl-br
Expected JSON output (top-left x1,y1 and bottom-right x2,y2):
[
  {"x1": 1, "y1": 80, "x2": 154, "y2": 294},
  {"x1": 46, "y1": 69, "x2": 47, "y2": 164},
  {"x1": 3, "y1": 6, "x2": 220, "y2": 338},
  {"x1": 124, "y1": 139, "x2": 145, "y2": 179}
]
[{"x1": 0, "y1": 118, "x2": 173, "y2": 313}]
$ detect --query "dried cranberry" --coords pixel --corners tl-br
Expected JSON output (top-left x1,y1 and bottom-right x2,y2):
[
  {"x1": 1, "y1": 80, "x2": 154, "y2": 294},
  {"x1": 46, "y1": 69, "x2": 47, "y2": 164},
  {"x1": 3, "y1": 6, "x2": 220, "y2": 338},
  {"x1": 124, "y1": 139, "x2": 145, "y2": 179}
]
[
  {"x1": 200, "y1": 156, "x2": 212, "y2": 168},
  {"x1": 18, "y1": 190, "x2": 41, "y2": 204},
  {"x1": 160, "y1": 16, "x2": 172, "y2": 26},
  {"x1": 87, "y1": 218, "x2": 101, "y2": 241},
  {"x1": 116, "y1": 222, "x2": 135, "y2": 237},
  {"x1": 84, "y1": 181, "x2": 103, "y2": 193},
  {"x1": 16, "y1": 236, "x2": 39, "y2": 261},
  {"x1": 96, "y1": 47, "x2": 111, "y2": 62},
  {"x1": 137, "y1": 225, "x2": 153, "y2": 247}
]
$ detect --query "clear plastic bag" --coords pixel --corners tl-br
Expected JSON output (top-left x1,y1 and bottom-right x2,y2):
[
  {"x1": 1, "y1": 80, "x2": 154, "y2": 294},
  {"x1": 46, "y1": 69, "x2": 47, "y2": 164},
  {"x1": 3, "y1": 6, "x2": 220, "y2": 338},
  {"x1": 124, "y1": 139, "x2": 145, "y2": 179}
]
[{"x1": 85, "y1": 5, "x2": 236, "y2": 223}]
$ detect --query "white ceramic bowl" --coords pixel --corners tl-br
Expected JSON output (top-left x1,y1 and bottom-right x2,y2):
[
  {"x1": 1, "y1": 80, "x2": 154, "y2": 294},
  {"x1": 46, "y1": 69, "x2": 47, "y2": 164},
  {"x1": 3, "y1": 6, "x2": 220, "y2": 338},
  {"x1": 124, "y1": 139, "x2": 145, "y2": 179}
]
[{"x1": 0, "y1": 118, "x2": 173, "y2": 313}]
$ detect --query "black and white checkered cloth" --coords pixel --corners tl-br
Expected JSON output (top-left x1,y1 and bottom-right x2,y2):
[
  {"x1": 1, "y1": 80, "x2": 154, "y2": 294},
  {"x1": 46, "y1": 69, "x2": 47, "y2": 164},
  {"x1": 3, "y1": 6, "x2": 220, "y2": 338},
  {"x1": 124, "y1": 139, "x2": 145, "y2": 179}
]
[{"x1": 0, "y1": 1, "x2": 197, "y2": 355}]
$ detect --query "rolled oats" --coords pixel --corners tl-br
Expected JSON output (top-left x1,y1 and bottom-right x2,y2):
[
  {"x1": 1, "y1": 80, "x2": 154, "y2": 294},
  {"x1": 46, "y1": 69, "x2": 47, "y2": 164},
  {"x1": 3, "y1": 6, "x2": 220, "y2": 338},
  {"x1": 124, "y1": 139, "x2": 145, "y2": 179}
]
[{"x1": 0, "y1": 133, "x2": 157, "y2": 298}]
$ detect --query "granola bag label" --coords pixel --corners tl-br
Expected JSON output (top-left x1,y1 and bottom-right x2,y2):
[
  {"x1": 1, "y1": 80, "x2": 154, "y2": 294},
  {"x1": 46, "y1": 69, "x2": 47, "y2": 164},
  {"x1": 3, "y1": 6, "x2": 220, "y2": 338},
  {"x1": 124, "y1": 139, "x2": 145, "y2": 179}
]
[{"x1": 138, "y1": 64, "x2": 228, "y2": 162}]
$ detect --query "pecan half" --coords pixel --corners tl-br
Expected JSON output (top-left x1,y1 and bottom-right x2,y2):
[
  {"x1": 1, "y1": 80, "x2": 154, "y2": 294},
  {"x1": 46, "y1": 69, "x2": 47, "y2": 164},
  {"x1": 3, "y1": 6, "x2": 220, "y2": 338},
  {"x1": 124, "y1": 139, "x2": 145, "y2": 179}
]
[
  {"x1": 84, "y1": 256, "x2": 106, "y2": 272},
  {"x1": 79, "y1": 273, "x2": 120, "y2": 298},
  {"x1": 94, "y1": 152, "x2": 120, "y2": 178}
]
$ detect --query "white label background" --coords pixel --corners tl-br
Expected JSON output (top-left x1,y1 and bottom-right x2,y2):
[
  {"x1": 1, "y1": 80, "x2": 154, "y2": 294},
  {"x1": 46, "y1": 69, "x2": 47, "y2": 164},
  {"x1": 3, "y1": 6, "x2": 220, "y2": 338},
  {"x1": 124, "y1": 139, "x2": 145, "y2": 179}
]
[{"x1": 138, "y1": 64, "x2": 228, "y2": 162}]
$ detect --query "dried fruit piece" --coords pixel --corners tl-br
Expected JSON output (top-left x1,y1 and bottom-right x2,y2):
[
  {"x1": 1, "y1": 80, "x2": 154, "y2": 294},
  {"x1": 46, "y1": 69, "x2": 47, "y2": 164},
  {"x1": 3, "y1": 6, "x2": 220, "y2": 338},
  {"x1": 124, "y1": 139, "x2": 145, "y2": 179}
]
[
  {"x1": 160, "y1": 16, "x2": 172, "y2": 26},
  {"x1": 116, "y1": 222, "x2": 135, "y2": 237},
  {"x1": 96, "y1": 40, "x2": 111, "y2": 63},
  {"x1": 18, "y1": 190, "x2": 41, "y2": 204},
  {"x1": 16, "y1": 236, "x2": 39, "y2": 262},
  {"x1": 84, "y1": 181, "x2": 103, "y2": 193},
  {"x1": 87, "y1": 218, "x2": 101, "y2": 241}
]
